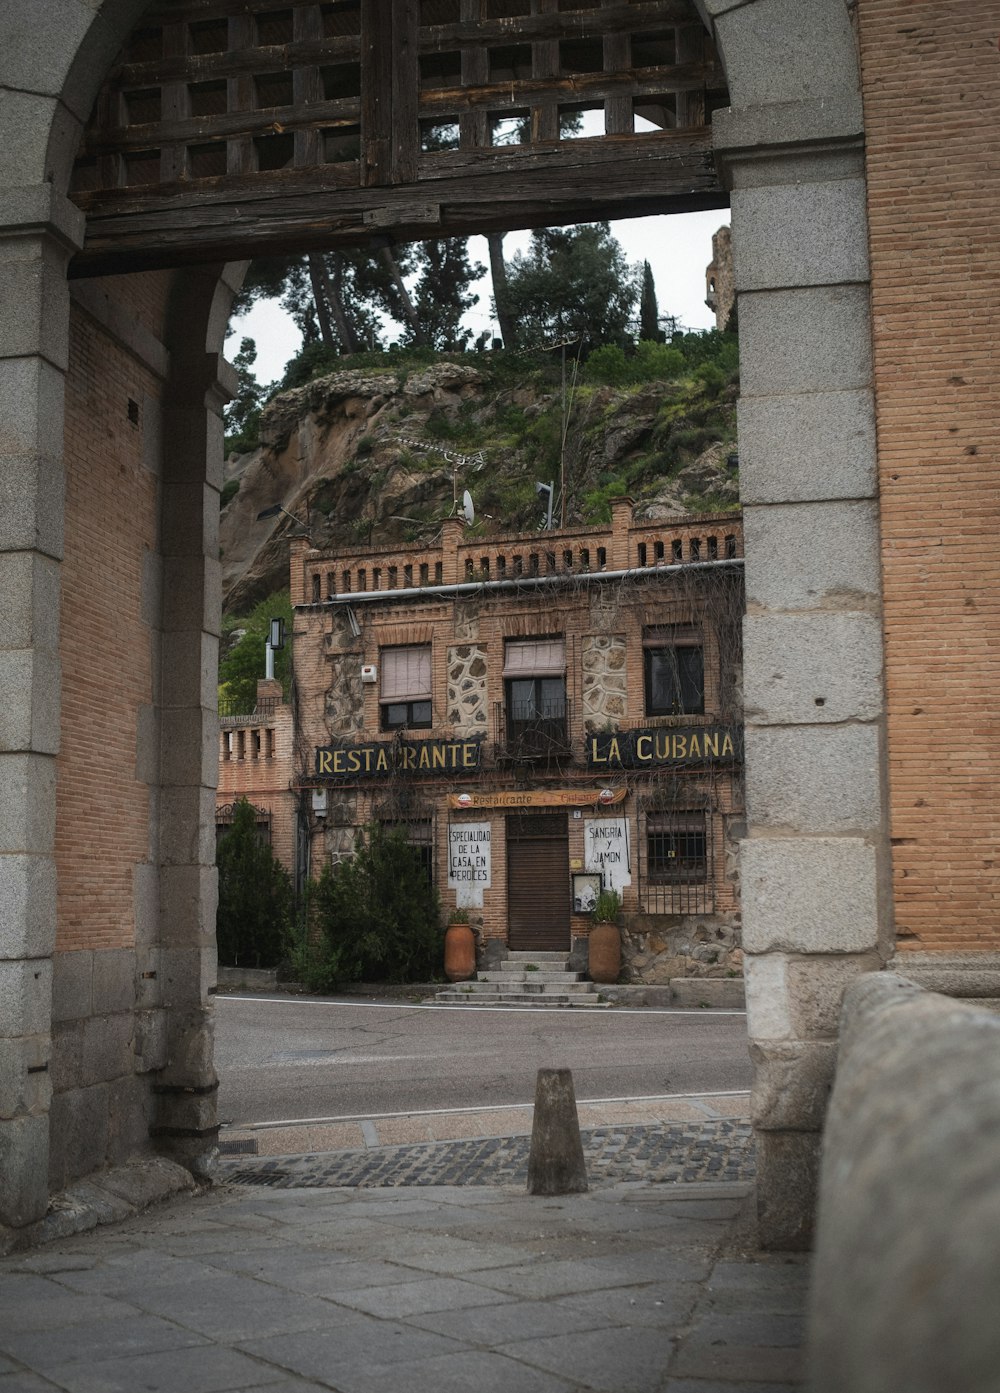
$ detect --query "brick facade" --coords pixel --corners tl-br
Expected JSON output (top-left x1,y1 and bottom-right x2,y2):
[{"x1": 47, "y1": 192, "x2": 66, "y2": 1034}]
[
  {"x1": 290, "y1": 503, "x2": 745, "y2": 979},
  {"x1": 859, "y1": 2, "x2": 1000, "y2": 952},
  {"x1": 216, "y1": 678, "x2": 298, "y2": 880}
]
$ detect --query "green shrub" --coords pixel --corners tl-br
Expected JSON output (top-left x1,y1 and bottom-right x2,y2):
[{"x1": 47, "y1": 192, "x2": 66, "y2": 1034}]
[
  {"x1": 216, "y1": 798, "x2": 294, "y2": 968},
  {"x1": 220, "y1": 478, "x2": 240, "y2": 508},
  {"x1": 297, "y1": 825, "x2": 443, "y2": 987}
]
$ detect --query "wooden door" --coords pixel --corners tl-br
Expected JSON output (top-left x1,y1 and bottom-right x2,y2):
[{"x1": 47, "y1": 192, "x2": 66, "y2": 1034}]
[{"x1": 507, "y1": 812, "x2": 570, "y2": 952}]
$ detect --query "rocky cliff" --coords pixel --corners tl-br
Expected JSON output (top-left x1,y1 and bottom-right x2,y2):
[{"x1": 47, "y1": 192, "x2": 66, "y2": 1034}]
[{"x1": 221, "y1": 357, "x2": 738, "y2": 614}]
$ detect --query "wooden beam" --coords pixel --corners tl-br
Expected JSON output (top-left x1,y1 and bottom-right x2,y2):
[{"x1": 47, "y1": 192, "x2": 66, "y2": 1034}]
[
  {"x1": 458, "y1": 0, "x2": 489, "y2": 150},
  {"x1": 391, "y1": 0, "x2": 419, "y2": 183},
  {"x1": 360, "y1": 0, "x2": 392, "y2": 185},
  {"x1": 70, "y1": 130, "x2": 725, "y2": 276},
  {"x1": 420, "y1": 3, "x2": 697, "y2": 52}
]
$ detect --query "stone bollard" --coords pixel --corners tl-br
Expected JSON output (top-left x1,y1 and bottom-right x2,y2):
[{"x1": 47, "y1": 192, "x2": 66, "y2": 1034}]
[{"x1": 526, "y1": 1067, "x2": 588, "y2": 1196}]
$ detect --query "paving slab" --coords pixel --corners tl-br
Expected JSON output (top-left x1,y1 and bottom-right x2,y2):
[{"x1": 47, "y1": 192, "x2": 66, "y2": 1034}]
[{"x1": 0, "y1": 1106, "x2": 807, "y2": 1393}]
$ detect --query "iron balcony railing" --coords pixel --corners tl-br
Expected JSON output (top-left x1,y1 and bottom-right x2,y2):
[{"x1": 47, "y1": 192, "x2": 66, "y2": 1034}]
[{"x1": 493, "y1": 699, "x2": 573, "y2": 761}]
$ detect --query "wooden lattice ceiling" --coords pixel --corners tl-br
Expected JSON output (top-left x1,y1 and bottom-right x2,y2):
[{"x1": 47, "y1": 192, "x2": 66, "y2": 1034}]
[{"x1": 69, "y1": 0, "x2": 729, "y2": 276}]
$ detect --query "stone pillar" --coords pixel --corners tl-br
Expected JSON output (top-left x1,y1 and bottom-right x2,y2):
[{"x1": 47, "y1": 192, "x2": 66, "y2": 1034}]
[
  {"x1": 152, "y1": 268, "x2": 239, "y2": 1169},
  {"x1": 0, "y1": 187, "x2": 83, "y2": 1228},
  {"x1": 706, "y1": 0, "x2": 893, "y2": 1248}
]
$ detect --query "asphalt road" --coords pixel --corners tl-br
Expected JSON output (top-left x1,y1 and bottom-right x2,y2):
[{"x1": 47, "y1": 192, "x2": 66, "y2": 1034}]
[{"x1": 214, "y1": 994, "x2": 752, "y2": 1127}]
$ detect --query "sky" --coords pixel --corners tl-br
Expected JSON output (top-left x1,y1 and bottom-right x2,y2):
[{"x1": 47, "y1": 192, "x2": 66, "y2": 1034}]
[{"x1": 229, "y1": 207, "x2": 729, "y2": 386}]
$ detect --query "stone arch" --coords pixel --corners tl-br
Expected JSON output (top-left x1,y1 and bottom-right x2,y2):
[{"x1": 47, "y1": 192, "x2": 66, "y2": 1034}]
[{"x1": 0, "y1": 0, "x2": 885, "y2": 1245}]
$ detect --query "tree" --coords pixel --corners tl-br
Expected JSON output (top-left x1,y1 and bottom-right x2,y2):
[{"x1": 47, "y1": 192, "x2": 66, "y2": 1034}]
[
  {"x1": 216, "y1": 798, "x2": 294, "y2": 968},
  {"x1": 501, "y1": 223, "x2": 640, "y2": 347},
  {"x1": 407, "y1": 238, "x2": 485, "y2": 350},
  {"x1": 487, "y1": 232, "x2": 518, "y2": 350},
  {"x1": 219, "y1": 591, "x2": 293, "y2": 711},
  {"x1": 224, "y1": 338, "x2": 268, "y2": 454},
  {"x1": 305, "y1": 825, "x2": 443, "y2": 986},
  {"x1": 639, "y1": 260, "x2": 660, "y2": 342}
]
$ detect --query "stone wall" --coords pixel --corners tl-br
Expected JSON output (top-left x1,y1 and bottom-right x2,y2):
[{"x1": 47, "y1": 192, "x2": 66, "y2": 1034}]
[
  {"x1": 447, "y1": 644, "x2": 488, "y2": 734},
  {"x1": 582, "y1": 635, "x2": 627, "y2": 729},
  {"x1": 809, "y1": 973, "x2": 1000, "y2": 1392}
]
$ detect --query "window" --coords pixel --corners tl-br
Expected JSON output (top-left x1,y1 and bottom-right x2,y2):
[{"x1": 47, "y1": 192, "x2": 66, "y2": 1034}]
[
  {"x1": 381, "y1": 819, "x2": 434, "y2": 884},
  {"x1": 503, "y1": 638, "x2": 567, "y2": 751},
  {"x1": 646, "y1": 812, "x2": 707, "y2": 884},
  {"x1": 380, "y1": 645, "x2": 432, "y2": 731},
  {"x1": 644, "y1": 626, "x2": 704, "y2": 715}
]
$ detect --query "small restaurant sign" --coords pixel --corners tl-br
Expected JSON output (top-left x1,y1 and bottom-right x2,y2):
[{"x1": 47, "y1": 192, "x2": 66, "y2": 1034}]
[
  {"x1": 447, "y1": 786, "x2": 626, "y2": 811},
  {"x1": 587, "y1": 725, "x2": 739, "y2": 771},
  {"x1": 316, "y1": 737, "x2": 482, "y2": 779}
]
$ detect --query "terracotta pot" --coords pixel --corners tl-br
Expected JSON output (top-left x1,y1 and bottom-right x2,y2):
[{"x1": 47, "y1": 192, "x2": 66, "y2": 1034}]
[
  {"x1": 588, "y1": 920, "x2": 621, "y2": 985},
  {"x1": 444, "y1": 922, "x2": 476, "y2": 982}
]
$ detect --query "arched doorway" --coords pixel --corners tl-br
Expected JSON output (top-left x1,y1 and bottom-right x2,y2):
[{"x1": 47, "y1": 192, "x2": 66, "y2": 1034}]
[{"x1": 0, "y1": 0, "x2": 886, "y2": 1250}]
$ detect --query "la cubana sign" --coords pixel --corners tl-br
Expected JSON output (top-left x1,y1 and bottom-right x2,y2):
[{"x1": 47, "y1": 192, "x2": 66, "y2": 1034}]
[
  {"x1": 316, "y1": 736, "x2": 482, "y2": 779},
  {"x1": 587, "y1": 725, "x2": 740, "y2": 770}
]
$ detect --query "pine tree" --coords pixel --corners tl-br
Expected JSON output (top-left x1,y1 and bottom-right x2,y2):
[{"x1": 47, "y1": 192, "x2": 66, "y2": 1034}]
[
  {"x1": 502, "y1": 223, "x2": 640, "y2": 346},
  {"x1": 639, "y1": 260, "x2": 660, "y2": 342},
  {"x1": 408, "y1": 238, "x2": 485, "y2": 350},
  {"x1": 216, "y1": 798, "x2": 294, "y2": 968}
]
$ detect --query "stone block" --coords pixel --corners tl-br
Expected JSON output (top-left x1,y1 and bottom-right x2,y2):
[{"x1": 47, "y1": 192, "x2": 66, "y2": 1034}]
[
  {"x1": 706, "y1": 0, "x2": 860, "y2": 111},
  {"x1": 746, "y1": 387, "x2": 880, "y2": 507},
  {"x1": 135, "y1": 947, "x2": 162, "y2": 1009},
  {"x1": 743, "y1": 612, "x2": 884, "y2": 725},
  {"x1": 92, "y1": 949, "x2": 137, "y2": 1015},
  {"x1": 0, "y1": 237, "x2": 72, "y2": 371},
  {"x1": 743, "y1": 500, "x2": 881, "y2": 612},
  {"x1": 134, "y1": 1008, "x2": 168, "y2": 1074},
  {"x1": 133, "y1": 862, "x2": 159, "y2": 946},
  {"x1": 744, "y1": 723, "x2": 883, "y2": 836},
  {"x1": 50, "y1": 1019, "x2": 84, "y2": 1092},
  {"x1": 0, "y1": 852, "x2": 55, "y2": 963},
  {"x1": 155, "y1": 1087, "x2": 218, "y2": 1139},
  {"x1": 0, "y1": 646, "x2": 61, "y2": 754},
  {"x1": 0, "y1": 551, "x2": 60, "y2": 650},
  {"x1": 160, "y1": 785, "x2": 217, "y2": 867},
  {"x1": 159, "y1": 707, "x2": 219, "y2": 789},
  {"x1": 158, "y1": 865, "x2": 217, "y2": 946},
  {"x1": 158, "y1": 944, "x2": 218, "y2": 1007},
  {"x1": 755, "y1": 1129, "x2": 820, "y2": 1252},
  {"x1": 106, "y1": 1071, "x2": 155, "y2": 1162},
  {"x1": 731, "y1": 177, "x2": 869, "y2": 292},
  {"x1": 0, "y1": 1112, "x2": 49, "y2": 1227},
  {"x1": 160, "y1": 481, "x2": 219, "y2": 558},
  {"x1": 51, "y1": 950, "x2": 93, "y2": 1023},
  {"x1": 81, "y1": 1012, "x2": 134, "y2": 1087},
  {"x1": 750, "y1": 1039, "x2": 838, "y2": 1131},
  {"x1": 47, "y1": 1082, "x2": 109, "y2": 1193},
  {"x1": 0, "y1": 753, "x2": 56, "y2": 856},
  {"x1": 0, "y1": 453, "x2": 64, "y2": 559},
  {"x1": 140, "y1": 546, "x2": 163, "y2": 629},
  {"x1": 745, "y1": 953, "x2": 792, "y2": 1041},
  {"x1": 160, "y1": 1007, "x2": 216, "y2": 1086},
  {"x1": 741, "y1": 837, "x2": 880, "y2": 956},
  {"x1": 738, "y1": 285, "x2": 872, "y2": 399},
  {"x1": 161, "y1": 555, "x2": 222, "y2": 636},
  {"x1": 747, "y1": 951, "x2": 883, "y2": 1044},
  {"x1": 0, "y1": 356, "x2": 65, "y2": 462},
  {"x1": 0, "y1": 952, "x2": 53, "y2": 1037},
  {"x1": 160, "y1": 630, "x2": 219, "y2": 712},
  {"x1": 134, "y1": 703, "x2": 159, "y2": 786},
  {"x1": 0, "y1": 1034, "x2": 50, "y2": 1119}
]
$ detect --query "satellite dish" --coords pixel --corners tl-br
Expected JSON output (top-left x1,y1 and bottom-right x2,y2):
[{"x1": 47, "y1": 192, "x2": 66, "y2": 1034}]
[{"x1": 462, "y1": 490, "x2": 475, "y2": 525}]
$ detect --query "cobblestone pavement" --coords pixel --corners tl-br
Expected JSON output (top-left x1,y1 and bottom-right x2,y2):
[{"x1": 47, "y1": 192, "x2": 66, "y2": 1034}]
[{"x1": 220, "y1": 1119, "x2": 755, "y2": 1190}]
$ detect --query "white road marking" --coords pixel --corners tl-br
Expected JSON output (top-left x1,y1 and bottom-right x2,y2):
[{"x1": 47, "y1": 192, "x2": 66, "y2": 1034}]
[
  {"x1": 218, "y1": 994, "x2": 747, "y2": 1018},
  {"x1": 222, "y1": 1088, "x2": 751, "y2": 1132}
]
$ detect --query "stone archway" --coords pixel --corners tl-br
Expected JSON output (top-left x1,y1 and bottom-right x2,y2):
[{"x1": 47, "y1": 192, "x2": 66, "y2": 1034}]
[{"x1": 0, "y1": 0, "x2": 882, "y2": 1246}]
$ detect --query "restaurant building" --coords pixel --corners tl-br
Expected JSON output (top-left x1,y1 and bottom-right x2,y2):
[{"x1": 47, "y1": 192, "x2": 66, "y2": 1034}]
[{"x1": 288, "y1": 499, "x2": 745, "y2": 982}]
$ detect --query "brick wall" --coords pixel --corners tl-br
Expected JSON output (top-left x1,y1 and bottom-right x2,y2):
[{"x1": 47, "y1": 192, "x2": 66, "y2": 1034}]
[
  {"x1": 56, "y1": 280, "x2": 169, "y2": 952},
  {"x1": 217, "y1": 686, "x2": 298, "y2": 874},
  {"x1": 860, "y1": 2, "x2": 1000, "y2": 949}
]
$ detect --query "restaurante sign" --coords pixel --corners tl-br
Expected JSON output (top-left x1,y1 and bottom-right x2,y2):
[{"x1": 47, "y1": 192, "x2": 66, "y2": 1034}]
[{"x1": 315, "y1": 737, "x2": 482, "y2": 778}]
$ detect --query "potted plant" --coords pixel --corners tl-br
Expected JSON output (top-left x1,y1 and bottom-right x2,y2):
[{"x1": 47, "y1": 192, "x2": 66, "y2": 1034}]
[
  {"x1": 588, "y1": 888, "x2": 621, "y2": 985},
  {"x1": 444, "y1": 907, "x2": 477, "y2": 983}
]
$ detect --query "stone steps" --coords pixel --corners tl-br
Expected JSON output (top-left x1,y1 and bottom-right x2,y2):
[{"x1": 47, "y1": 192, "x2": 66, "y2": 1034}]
[{"x1": 429, "y1": 949, "x2": 608, "y2": 1008}]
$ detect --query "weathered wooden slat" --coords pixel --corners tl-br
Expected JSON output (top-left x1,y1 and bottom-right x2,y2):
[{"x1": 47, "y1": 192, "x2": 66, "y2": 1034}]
[
  {"x1": 83, "y1": 96, "x2": 363, "y2": 154},
  {"x1": 531, "y1": 0, "x2": 560, "y2": 146},
  {"x1": 419, "y1": 2, "x2": 695, "y2": 51},
  {"x1": 416, "y1": 62, "x2": 722, "y2": 116},
  {"x1": 602, "y1": 0, "x2": 632, "y2": 136},
  {"x1": 71, "y1": 132, "x2": 724, "y2": 275},
  {"x1": 110, "y1": 36, "x2": 362, "y2": 90},
  {"x1": 458, "y1": 0, "x2": 489, "y2": 150},
  {"x1": 293, "y1": 5, "x2": 325, "y2": 166},
  {"x1": 675, "y1": 24, "x2": 707, "y2": 129},
  {"x1": 226, "y1": 13, "x2": 256, "y2": 176},
  {"x1": 159, "y1": 22, "x2": 190, "y2": 182},
  {"x1": 391, "y1": 0, "x2": 419, "y2": 183},
  {"x1": 360, "y1": 0, "x2": 392, "y2": 185}
]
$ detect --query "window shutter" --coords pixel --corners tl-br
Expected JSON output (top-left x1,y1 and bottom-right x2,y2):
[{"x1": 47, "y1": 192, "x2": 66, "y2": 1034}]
[
  {"x1": 503, "y1": 638, "x2": 565, "y2": 678},
  {"x1": 380, "y1": 646, "x2": 432, "y2": 703}
]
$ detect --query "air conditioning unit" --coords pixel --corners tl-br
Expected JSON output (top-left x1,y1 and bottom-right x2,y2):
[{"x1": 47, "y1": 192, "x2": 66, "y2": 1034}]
[
  {"x1": 311, "y1": 789, "x2": 328, "y2": 816},
  {"x1": 361, "y1": 664, "x2": 377, "y2": 684}
]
